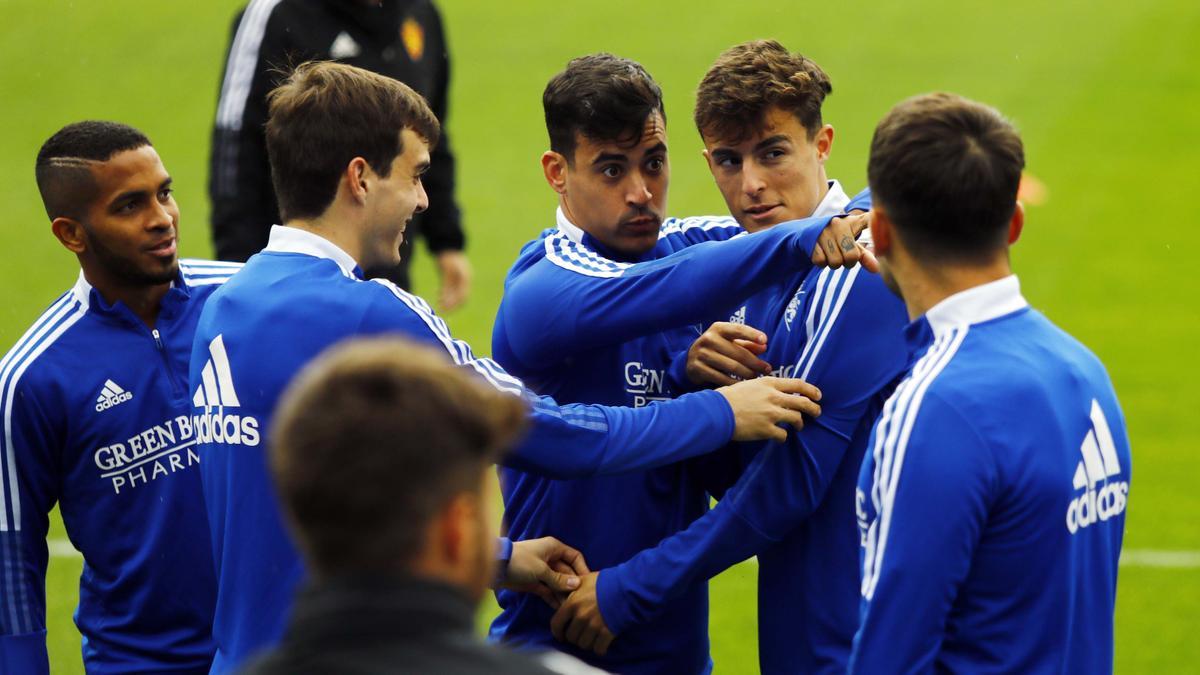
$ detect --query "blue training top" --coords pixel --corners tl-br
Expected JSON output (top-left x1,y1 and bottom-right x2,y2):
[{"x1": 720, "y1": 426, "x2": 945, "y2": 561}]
[
  {"x1": 0, "y1": 260, "x2": 239, "y2": 675},
  {"x1": 851, "y1": 275, "x2": 1130, "y2": 674}
]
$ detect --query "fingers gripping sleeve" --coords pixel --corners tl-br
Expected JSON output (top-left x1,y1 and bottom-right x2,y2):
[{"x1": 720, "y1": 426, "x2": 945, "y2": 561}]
[{"x1": 596, "y1": 270, "x2": 909, "y2": 632}]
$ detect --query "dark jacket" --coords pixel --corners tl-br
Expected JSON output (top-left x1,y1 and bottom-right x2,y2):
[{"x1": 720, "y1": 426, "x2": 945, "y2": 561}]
[
  {"x1": 239, "y1": 576, "x2": 597, "y2": 675},
  {"x1": 209, "y1": 0, "x2": 464, "y2": 287}
]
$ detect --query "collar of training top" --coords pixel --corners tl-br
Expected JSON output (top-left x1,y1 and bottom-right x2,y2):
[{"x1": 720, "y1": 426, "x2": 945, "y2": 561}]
[
  {"x1": 925, "y1": 275, "x2": 1028, "y2": 337},
  {"x1": 812, "y1": 179, "x2": 850, "y2": 218},
  {"x1": 264, "y1": 225, "x2": 361, "y2": 279}
]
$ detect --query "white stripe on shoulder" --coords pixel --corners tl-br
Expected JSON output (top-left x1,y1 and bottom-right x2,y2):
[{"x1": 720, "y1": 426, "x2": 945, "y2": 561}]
[
  {"x1": 370, "y1": 280, "x2": 526, "y2": 395},
  {"x1": 861, "y1": 330, "x2": 955, "y2": 593},
  {"x1": 180, "y1": 259, "x2": 244, "y2": 271},
  {"x1": 795, "y1": 266, "x2": 861, "y2": 381},
  {"x1": 215, "y1": 0, "x2": 285, "y2": 130},
  {"x1": 1, "y1": 293, "x2": 88, "y2": 532},
  {"x1": 862, "y1": 327, "x2": 968, "y2": 600},
  {"x1": 658, "y1": 215, "x2": 740, "y2": 238},
  {"x1": 543, "y1": 233, "x2": 631, "y2": 278}
]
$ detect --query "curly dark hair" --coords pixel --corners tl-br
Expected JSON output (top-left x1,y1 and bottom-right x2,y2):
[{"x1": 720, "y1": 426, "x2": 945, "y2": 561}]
[{"x1": 694, "y1": 40, "x2": 831, "y2": 144}]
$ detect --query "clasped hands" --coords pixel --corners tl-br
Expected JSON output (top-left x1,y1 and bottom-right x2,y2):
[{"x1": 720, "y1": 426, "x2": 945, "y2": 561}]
[{"x1": 500, "y1": 537, "x2": 614, "y2": 656}]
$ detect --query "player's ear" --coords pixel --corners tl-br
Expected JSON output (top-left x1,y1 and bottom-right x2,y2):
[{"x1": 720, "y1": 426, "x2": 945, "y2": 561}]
[
  {"x1": 701, "y1": 148, "x2": 718, "y2": 176},
  {"x1": 542, "y1": 151, "x2": 568, "y2": 194},
  {"x1": 345, "y1": 157, "x2": 370, "y2": 204},
  {"x1": 1007, "y1": 201, "x2": 1024, "y2": 245},
  {"x1": 51, "y1": 216, "x2": 87, "y2": 254},
  {"x1": 815, "y1": 125, "x2": 834, "y2": 162},
  {"x1": 437, "y1": 491, "x2": 479, "y2": 566},
  {"x1": 869, "y1": 205, "x2": 892, "y2": 257}
]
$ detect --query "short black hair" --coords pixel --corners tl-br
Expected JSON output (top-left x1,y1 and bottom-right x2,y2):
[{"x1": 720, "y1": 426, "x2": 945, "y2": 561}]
[
  {"x1": 35, "y1": 121, "x2": 152, "y2": 220},
  {"x1": 543, "y1": 53, "x2": 665, "y2": 162},
  {"x1": 868, "y1": 92, "x2": 1025, "y2": 263}
]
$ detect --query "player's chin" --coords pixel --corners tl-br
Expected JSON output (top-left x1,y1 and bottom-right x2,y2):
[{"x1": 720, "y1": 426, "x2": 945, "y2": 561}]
[
  {"x1": 616, "y1": 229, "x2": 659, "y2": 255},
  {"x1": 141, "y1": 259, "x2": 179, "y2": 285}
]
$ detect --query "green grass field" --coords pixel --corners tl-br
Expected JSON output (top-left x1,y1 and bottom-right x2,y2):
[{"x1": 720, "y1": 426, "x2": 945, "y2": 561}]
[{"x1": 2, "y1": 0, "x2": 1198, "y2": 672}]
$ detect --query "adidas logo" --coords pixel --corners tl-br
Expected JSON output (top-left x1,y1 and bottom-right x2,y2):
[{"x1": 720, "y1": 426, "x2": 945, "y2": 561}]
[
  {"x1": 95, "y1": 379, "x2": 134, "y2": 412},
  {"x1": 729, "y1": 306, "x2": 747, "y2": 325},
  {"x1": 191, "y1": 335, "x2": 261, "y2": 447},
  {"x1": 783, "y1": 289, "x2": 806, "y2": 331},
  {"x1": 1065, "y1": 399, "x2": 1128, "y2": 534},
  {"x1": 329, "y1": 31, "x2": 361, "y2": 59}
]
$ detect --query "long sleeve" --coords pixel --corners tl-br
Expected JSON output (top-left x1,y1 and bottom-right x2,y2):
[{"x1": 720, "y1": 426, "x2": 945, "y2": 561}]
[
  {"x1": 594, "y1": 269, "x2": 908, "y2": 633},
  {"x1": 849, "y1": 393, "x2": 995, "y2": 674},
  {"x1": 0, "y1": 383, "x2": 62, "y2": 675},
  {"x1": 208, "y1": 6, "x2": 288, "y2": 262},
  {"x1": 497, "y1": 215, "x2": 834, "y2": 370},
  {"x1": 415, "y1": 5, "x2": 464, "y2": 254},
  {"x1": 365, "y1": 281, "x2": 736, "y2": 480}
]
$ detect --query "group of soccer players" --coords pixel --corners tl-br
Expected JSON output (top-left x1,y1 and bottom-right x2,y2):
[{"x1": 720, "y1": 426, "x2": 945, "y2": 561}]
[{"x1": 0, "y1": 36, "x2": 1130, "y2": 675}]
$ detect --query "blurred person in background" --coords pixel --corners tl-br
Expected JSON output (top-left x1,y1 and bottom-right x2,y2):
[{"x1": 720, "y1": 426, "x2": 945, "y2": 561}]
[{"x1": 209, "y1": 0, "x2": 471, "y2": 310}]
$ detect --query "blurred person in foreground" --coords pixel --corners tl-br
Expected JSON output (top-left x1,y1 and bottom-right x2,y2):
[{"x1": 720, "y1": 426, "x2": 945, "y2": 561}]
[
  {"x1": 850, "y1": 92, "x2": 1130, "y2": 673},
  {"x1": 210, "y1": 0, "x2": 470, "y2": 310},
  {"x1": 240, "y1": 336, "x2": 603, "y2": 674}
]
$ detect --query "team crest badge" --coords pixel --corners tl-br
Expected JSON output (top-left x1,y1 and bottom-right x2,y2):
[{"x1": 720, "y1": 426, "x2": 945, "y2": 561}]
[{"x1": 401, "y1": 17, "x2": 425, "y2": 61}]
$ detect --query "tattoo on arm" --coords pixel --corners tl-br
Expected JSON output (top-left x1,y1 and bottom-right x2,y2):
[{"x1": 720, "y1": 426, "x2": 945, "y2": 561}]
[{"x1": 840, "y1": 235, "x2": 856, "y2": 253}]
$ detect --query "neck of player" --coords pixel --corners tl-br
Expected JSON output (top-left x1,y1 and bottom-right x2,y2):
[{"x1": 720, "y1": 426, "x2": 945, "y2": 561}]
[
  {"x1": 84, "y1": 265, "x2": 171, "y2": 328},
  {"x1": 893, "y1": 253, "x2": 1013, "y2": 321}
]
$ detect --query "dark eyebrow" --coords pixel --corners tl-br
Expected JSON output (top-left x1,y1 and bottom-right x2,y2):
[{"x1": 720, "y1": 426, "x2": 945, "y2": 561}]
[
  {"x1": 641, "y1": 141, "x2": 667, "y2": 158},
  {"x1": 110, "y1": 176, "x2": 173, "y2": 209},
  {"x1": 110, "y1": 187, "x2": 149, "y2": 208},
  {"x1": 753, "y1": 134, "x2": 791, "y2": 152},
  {"x1": 591, "y1": 152, "x2": 630, "y2": 166}
]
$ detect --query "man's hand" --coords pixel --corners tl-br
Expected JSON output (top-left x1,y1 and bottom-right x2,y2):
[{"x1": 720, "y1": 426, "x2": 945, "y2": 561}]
[
  {"x1": 686, "y1": 322, "x2": 772, "y2": 387},
  {"x1": 718, "y1": 376, "x2": 822, "y2": 443},
  {"x1": 435, "y1": 250, "x2": 472, "y2": 312},
  {"x1": 811, "y1": 212, "x2": 878, "y2": 272},
  {"x1": 550, "y1": 571, "x2": 615, "y2": 656},
  {"x1": 500, "y1": 537, "x2": 589, "y2": 609}
]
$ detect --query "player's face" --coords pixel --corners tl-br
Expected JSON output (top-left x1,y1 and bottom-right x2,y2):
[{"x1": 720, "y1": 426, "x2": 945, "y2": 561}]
[
  {"x1": 561, "y1": 112, "x2": 668, "y2": 258},
  {"x1": 79, "y1": 145, "x2": 180, "y2": 286},
  {"x1": 703, "y1": 106, "x2": 832, "y2": 233},
  {"x1": 361, "y1": 128, "x2": 430, "y2": 270}
]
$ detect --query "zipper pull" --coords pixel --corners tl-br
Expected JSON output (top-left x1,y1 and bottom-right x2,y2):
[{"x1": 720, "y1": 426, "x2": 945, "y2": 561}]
[{"x1": 152, "y1": 328, "x2": 164, "y2": 350}]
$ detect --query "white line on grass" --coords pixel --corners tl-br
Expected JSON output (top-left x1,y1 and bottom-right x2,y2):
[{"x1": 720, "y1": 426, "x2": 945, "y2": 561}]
[
  {"x1": 734, "y1": 549, "x2": 1200, "y2": 570},
  {"x1": 43, "y1": 539, "x2": 1200, "y2": 570}
]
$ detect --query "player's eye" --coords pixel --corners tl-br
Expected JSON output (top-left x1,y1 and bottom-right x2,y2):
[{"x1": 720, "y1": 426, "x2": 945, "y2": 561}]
[
  {"x1": 646, "y1": 157, "x2": 665, "y2": 173},
  {"x1": 157, "y1": 188, "x2": 174, "y2": 202},
  {"x1": 763, "y1": 147, "x2": 787, "y2": 161},
  {"x1": 601, "y1": 165, "x2": 622, "y2": 179},
  {"x1": 716, "y1": 155, "x2": 741, "y2": 169}
]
